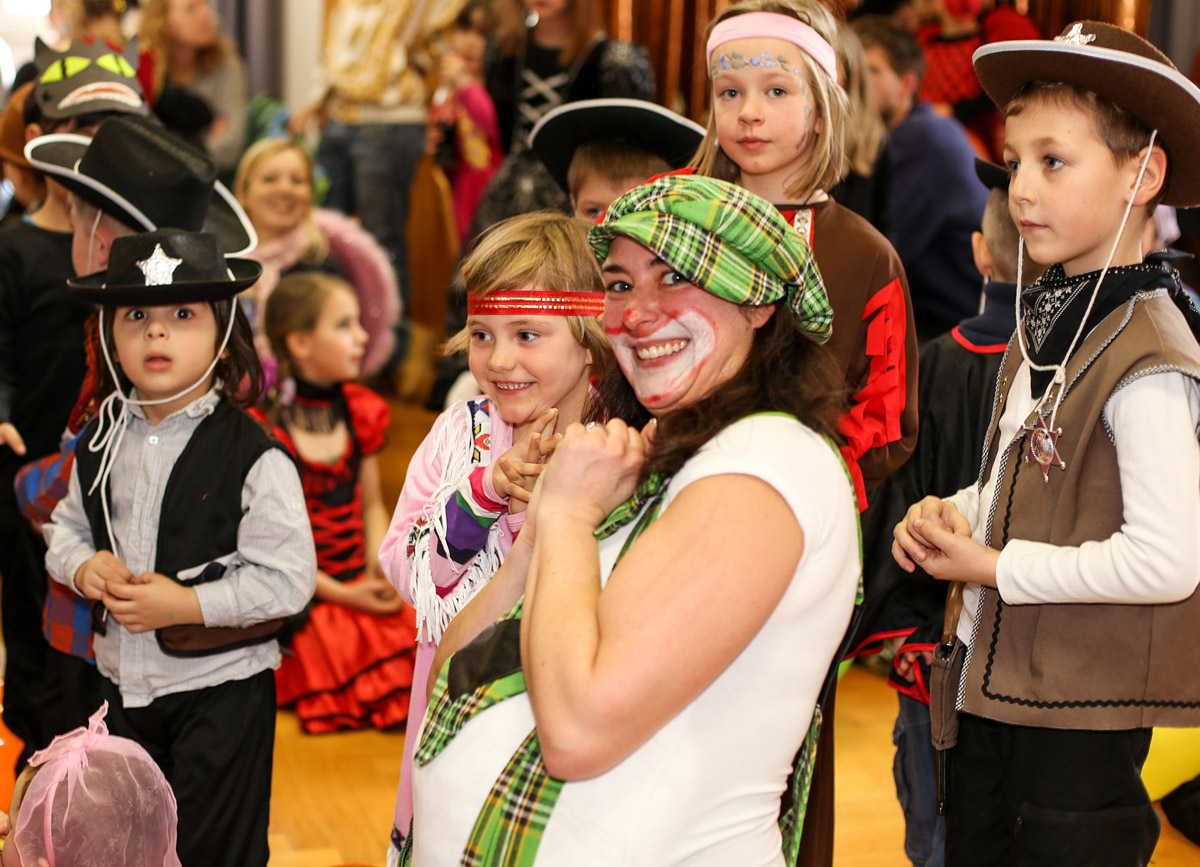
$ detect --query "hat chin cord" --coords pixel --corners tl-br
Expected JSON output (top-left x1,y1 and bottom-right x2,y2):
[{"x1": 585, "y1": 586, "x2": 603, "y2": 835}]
[
  {"x1": 1014, "y1": 128, "x2": 1158, "y2": 431},
  {"x1": 86, "y1": 304, "x2": 238, "y2": 558}
]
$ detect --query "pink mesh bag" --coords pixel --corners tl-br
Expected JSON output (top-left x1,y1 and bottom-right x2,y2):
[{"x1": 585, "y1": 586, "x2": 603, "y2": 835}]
[{"x1": 11, "y1": 702, "x2": 181, "y2": 867}]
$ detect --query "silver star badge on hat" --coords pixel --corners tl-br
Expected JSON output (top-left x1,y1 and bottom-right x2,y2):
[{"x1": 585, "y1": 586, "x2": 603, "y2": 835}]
[
  {"x1": 136, "y1": 243, "x2": 184, "y2": 286},
  {"x1": 1055, "y1": 23, "x2": 1096, "y2": 46}
]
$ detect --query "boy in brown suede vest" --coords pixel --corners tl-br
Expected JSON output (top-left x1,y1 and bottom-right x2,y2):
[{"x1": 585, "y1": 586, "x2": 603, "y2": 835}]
[{"x1": 892, "y1": 22, "x2": 1200, "y2": 867}]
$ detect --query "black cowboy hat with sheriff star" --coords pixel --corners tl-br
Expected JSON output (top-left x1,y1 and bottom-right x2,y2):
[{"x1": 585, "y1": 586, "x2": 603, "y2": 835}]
[{"x1": 68, "y1": 229, "x2": 261, "y2": 307}]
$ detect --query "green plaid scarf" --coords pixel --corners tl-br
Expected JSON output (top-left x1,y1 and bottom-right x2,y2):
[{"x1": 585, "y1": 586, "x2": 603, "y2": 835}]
[
  {"x1": 405, "y1": 433, "x2": 855, "y2": 866},
  {"x1": 589, "y1": 173, "x2": 833, "y2": 344}
]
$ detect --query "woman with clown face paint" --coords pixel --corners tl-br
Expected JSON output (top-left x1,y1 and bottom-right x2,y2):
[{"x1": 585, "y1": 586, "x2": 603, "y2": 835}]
[{"x1": 402, "y1": 174, "x2": 860, "y2": 867}]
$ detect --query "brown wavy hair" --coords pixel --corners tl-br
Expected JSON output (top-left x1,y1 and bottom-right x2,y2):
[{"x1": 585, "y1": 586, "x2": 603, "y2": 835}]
[
  {"x1": 495, "y1": 0, "x2": 603, "y2": 67},
  {"x1": 137, "y1": 0, "x2": 234, "y2": 98},
  {"x1": 585, "y1": 301, "x2": 846, "y2": 484}
]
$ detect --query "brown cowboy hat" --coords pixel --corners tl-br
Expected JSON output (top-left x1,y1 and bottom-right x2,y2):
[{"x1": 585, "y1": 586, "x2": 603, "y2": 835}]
[{"x1": 973, "y1": 21, "x2": 1200, "y2": 207}]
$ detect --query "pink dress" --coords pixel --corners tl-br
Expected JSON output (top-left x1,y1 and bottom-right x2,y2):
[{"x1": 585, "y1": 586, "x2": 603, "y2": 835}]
[{"x1": 378, "y1": 396, "x2": 522, "y2": 851}]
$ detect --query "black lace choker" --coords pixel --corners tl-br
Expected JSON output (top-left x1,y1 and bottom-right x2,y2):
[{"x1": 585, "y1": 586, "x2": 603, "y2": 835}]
[{"x1": 283, "y1": 378, "x2": 345, "y2": 433}]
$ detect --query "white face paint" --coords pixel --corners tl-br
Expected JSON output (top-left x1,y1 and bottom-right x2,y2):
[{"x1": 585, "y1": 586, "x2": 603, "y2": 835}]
[{"x1": 610, "y1": 309, "x2": 716, "y2": 407}]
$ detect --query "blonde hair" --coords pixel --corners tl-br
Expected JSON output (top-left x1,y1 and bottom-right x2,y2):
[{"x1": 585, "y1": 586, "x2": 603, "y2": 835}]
[
  {"x1": 263, "y1": 271, "x2": 356, "y2": 387},
  {"x1": 495, "y1": 0, "x2": 603, "y2": 67},
  {"x1": 567, "y1": 141, "x2": 671, "y2": 199},
  {"x1": 445, "y1": 211, "x2": 613, "y2": 377},
  {"x1": 137, "y1": 0, "x2": 233, "y2": 98},
  {"x1": 233, "y1": 138, "x2": 328, "y2": 263},
  {"x1": 837, "y1": 21, "x2": 885, "y2": 179},
  {"x1": 693, "y1": 0, "x2": 849, "y2": 199}
]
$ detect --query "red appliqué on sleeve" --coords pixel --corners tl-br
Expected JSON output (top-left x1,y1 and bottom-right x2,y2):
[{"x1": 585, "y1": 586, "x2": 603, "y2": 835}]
[
  {"x1": 837, "y1": 278, "x2": 908, "y2": 511},
  {"x1": 344, "y1": 383, "x2": 391, "y2": 455}
]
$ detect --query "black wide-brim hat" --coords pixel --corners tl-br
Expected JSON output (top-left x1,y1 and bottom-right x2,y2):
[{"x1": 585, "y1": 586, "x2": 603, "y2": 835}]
[
  {"x1": 25, "y1": 114, "x2": 256, "y2": 256},
  {"x1": 975, "y1": 158, "x2": 1009, "y2": 191},
  {"x1": 529, "y1": 98, "x2": 707, "y2": 193},
  {"x1": 973, "y1": 21, "x2": 1200, "y2": 207},
  {"x1": 68, "y1": 228, "x2": 261, "y2": 306}
]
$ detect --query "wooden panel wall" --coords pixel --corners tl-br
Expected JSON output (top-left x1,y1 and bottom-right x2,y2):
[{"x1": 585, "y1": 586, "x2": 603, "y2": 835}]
[
  {"x1": 607, "y1": 0, "x2": 728, "y2": 122},
  {"x1": 1028, "y1": 0, "x2": 1153, "y2": 38}
]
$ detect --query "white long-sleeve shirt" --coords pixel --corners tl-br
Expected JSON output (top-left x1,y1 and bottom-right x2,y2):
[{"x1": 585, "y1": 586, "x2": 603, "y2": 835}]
[
  {"x1": 44, "y1": 390, "x2": 317, "y2": 707},
  {"x1": 947, "y1": 363, "x2": 1200, "y2": 645}
]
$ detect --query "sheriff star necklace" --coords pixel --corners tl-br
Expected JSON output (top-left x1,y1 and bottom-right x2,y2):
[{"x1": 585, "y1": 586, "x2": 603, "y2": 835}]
[{"x1": 1022, "y1": 415, "x2": 1066, "y2": 482}]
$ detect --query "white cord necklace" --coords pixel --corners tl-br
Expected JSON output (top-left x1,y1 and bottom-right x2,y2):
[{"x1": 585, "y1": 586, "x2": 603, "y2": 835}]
[{"x1": 1013, "y1": 129, "x2": 1158, "y2": 482}]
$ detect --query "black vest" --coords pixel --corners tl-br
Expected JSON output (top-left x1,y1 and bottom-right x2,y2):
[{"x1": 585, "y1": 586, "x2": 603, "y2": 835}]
[{"x1": 75, "y1": 399, "x2": 288, "y2": 656}]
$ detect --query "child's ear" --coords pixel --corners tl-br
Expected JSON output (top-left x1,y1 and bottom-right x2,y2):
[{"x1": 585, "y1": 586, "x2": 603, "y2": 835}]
[
  {"x1": 971, "y1": 230, "x2": 994, "y2": 279},
  {"x1": 285, "y1": 329, "x2": 312, "y2": 362},
  {"x1": 24, "y1": 122, "x2": 44, "y2": 144},
  {"x1": 1129, "y1": 144, "x2": 1168, "y2": 207}
]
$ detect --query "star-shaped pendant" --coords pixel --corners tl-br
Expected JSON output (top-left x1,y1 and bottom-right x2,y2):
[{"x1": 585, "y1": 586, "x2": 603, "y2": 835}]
[
  {"x1": 1023, "y1": 416, "x2": 1066, "y2": 482},
  {"x1": 1055, "y1": 23, "x2": 1096, "y2": 46},
  {"x1": 136, "y1": 243, "x2": 184, "y2": 286}
]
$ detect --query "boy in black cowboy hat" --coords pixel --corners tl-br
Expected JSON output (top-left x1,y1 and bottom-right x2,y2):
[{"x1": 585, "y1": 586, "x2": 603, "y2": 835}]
[
  {"x1": 892, "y1": 21, "x2": 1200, "y2": 866},
  {"x1": 43, "y1": 228, "x2": 316, "y2": 867},
  {"x1": 0, "y1": 37, "x2": 149, "y2": 771},
  {"x1": 11, "y1": 112, "x2": 258, "y2": 754},
  {"x1": 528, "y1": 98, "x2": 706, "y2": 221}
]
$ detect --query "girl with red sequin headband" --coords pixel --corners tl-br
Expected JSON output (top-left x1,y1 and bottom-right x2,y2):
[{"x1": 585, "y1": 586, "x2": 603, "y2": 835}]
[
  {"x1": 692, "y1": 0, "x2": 919, "y2": 509},
  {"x1": 378, "y1": 211, "x2": 611, "y2": 855}
]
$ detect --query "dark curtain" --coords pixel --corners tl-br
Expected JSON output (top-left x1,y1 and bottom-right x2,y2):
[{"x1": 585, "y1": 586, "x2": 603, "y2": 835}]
[{"x1": 212, "y1": 0, "x2": 283, "y2": 99}]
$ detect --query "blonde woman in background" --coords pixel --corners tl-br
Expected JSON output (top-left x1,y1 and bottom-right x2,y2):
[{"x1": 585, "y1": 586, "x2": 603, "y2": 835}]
[
  {"x1": 136, "y1": 0, "x2": 247, "y2": 176},
  {"x1": 233, "y1": 137, "x2": 402, "y2": 378}
]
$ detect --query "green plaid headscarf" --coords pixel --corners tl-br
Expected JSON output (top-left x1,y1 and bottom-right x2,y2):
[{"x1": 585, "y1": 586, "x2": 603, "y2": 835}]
[{"x1": 589, "y1": 173, "x2": 833, "y2": 344}]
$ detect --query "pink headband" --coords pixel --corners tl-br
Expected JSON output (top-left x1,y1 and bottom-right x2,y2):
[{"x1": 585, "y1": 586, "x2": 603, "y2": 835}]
[{"x1": 707, "y1": 12, "x2": 839, "y2": 85}]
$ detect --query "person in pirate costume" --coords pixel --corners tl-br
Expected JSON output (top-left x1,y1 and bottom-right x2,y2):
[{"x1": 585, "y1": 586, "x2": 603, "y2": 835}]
[
  {"x1": 0, "y1": 36, "x2": 147, "y2": 769},
  {"x1": 398, "y1": 173, "x2": 860, "y2": 866},
  {"x1": 463, "y1": 0, "x2": 655, "y2": 241},
  {"x1": 892, "y1": 22, "x2": 1200, "y2": 867},
  {"x1": 41, "y1": 227, "x2": 315, "y2": 867}
]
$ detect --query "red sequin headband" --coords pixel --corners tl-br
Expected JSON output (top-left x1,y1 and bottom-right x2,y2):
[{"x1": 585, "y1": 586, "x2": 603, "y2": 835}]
[{"x1": 467, "y1": 289, "x2": 605, "y2": 317}]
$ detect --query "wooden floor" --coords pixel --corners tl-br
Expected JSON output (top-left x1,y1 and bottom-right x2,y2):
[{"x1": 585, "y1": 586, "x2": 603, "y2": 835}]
[{"x1": 265, "y1": 397, "x2": 1200, "y2": 866}]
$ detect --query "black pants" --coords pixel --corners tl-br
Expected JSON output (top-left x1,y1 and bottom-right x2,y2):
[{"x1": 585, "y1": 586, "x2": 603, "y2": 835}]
[
  {"x1": 0, "y1": 520, "x2": 51, "y2": 769},
  {"x1": 40, "y1": 648, "x2": 105, "y2": 740},
  {"x1": 946, "y1": 713, "x2": 1159, "y2": 867},
  {"x1": 101, "y1": 669, "x2": 276, "y2": 867}
]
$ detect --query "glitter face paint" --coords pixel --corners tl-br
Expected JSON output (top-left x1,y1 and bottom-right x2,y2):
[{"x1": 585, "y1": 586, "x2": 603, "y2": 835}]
[{"x1": 710, "y1": 37, "x2": 818, "y2": 201}]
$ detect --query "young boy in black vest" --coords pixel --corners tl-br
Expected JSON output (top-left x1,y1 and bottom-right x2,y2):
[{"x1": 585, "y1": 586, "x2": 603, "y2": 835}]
[
  {"x1": 20, "y1": 111, "x2": 262, "y2": 756},
  {"x1": 892, "y1": 22, "x2": 1200, "y2": 867},
  {"x1": 40, "y1": 200, "x2": 315, "y2": 866}
]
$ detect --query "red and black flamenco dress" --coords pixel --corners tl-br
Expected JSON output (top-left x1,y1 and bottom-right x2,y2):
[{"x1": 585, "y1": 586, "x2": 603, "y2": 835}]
[{"x1": 266, "y1": 381, "x2": 418, "y2": 733}]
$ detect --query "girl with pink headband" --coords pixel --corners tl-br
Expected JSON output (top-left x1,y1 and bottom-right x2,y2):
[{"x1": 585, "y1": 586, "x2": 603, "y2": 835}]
[
  {"x1": 693, "y1": 0, "x2": 918, "y2": 515},
  {"x1": 377, "y1": 211, "x2": 611, "y2": 860}
]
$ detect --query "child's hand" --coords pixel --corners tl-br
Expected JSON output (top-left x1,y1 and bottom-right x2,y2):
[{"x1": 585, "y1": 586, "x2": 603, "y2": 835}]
[
  {"x1": 903, "y1": 520, "x2": 1000, "y2": 588},
  {"x1": 892, "y1": 496, "x2": 971, "y2": 573},
  {"x1": 74, "y1": 551, "x2": 134, "y2": 601},
  {"x1": 101, "y1": 572, "x2": 203, "y2": 633},
  {"x1": 492, "y1": 408, "x2": 558, "y2": 507},
  {"x1": 534, "y1": 418, "x2": 651, "y2": 529},
  {"x1": 339, "y1": 572, "x2": 405, "y2": 616},
  {"x1": 890, "y1": 638, "x2": 934, "y2": 684},
  {"x1": 0, "y1": 422, "x2": 25, "y2": 456}
]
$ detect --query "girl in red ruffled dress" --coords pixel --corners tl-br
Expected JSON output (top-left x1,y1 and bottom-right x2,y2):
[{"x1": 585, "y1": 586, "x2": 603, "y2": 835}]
[{"x1": 256, "y1": 271, "x2": 418, "y2": 733}]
